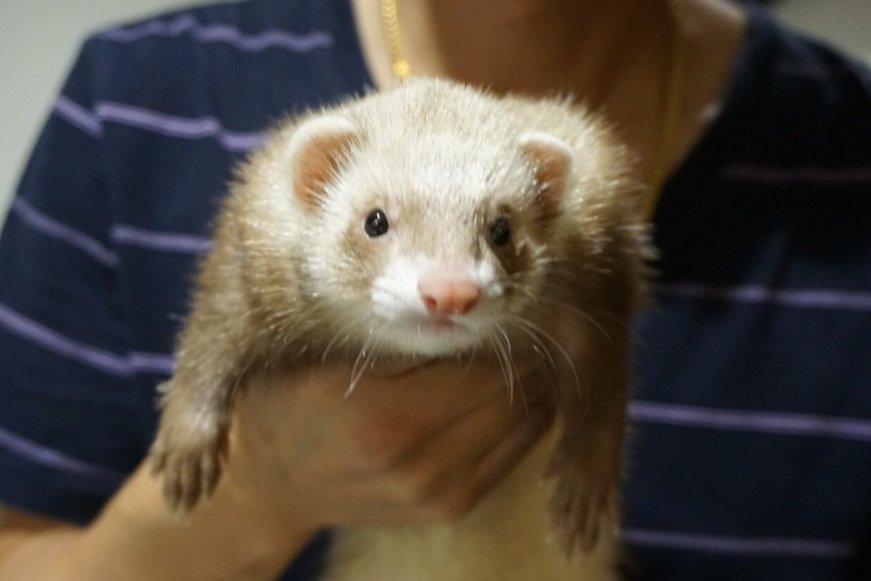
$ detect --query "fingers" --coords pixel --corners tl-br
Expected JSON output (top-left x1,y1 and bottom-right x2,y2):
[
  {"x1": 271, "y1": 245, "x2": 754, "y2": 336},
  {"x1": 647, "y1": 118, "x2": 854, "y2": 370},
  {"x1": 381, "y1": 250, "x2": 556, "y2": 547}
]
[
  {"x1": 470, "y1": 394, "x2": 555, "y2": 498},
  {"x1": 341, "y1": 358, "x2": 553, "y2": 475},
  {"x1": 416, "y1": 399, "x2": 553, "y2": 522},
  {"x1": 226, "y1": 359, "x2": 557, "y2": 529},
  {"x1": 339, "y1": 374, "x2": 555, "y2": 525}
]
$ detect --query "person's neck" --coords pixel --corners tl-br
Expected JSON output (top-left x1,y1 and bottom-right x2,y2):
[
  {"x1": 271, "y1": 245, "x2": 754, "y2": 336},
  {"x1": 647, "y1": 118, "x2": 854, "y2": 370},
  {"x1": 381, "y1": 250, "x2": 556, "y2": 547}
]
[
  {"x1": 381, "y1": 0, "x2": 673, "y2": 102},
  {"x1": 352, "y1": 0, "x2": 745, "y2": 197}
]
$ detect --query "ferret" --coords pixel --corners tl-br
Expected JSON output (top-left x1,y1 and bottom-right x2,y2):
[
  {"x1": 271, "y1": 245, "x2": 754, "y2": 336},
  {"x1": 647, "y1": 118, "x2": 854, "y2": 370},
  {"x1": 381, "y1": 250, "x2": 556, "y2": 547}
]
[{"x1": 150, "y1": 78, "x2": 651, "y2": 581}]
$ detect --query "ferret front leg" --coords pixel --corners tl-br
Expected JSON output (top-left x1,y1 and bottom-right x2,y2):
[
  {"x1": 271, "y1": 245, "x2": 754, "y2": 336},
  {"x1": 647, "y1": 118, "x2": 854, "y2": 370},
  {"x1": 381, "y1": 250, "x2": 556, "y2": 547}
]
[
  {"x1": 149, "y1": 375, "x2": 232, "y2": 514},
  {"x1": 149, "y1": 314, "x2": 250, "y2": 516},
  {"x1": 546, "y1": 312, "x2": 630, "y2": 555}
]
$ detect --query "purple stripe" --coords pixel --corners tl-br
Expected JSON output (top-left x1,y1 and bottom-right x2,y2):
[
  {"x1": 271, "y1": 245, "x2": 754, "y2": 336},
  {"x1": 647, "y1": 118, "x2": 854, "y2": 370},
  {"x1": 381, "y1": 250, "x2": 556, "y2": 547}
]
[
  {"x1": 0, "y1": 303, "x2": 175, "y2": 377},
  {"x1": 53, "y1": 95, "x2": 102, "y2": 137},
  {"x1": 111, "y1": 224, "x2": 212, "y2": 254},
  {"x1": 130, "y1": 351, "x2": 176, "y2": 375},
  {"x1": 659, "y1": 283, "x2": 871, "y2": 312},
  {"x1": 98, "y1": 14, "x2": 334, "y2": 53},
  {"x1": 0, "y1": 302, "x2": 133, "y2": 376},
  {"x1": 0, "y1": 424, "x2": 125, "y2": 484},
  {"x1": 630, "y1": 401, "x2": 871, "y2": 443},
  {"x1": 722, "y1": 164, "x2": 871, "y2": 184},
  {"x1": 94, "y1": 101, "x2": 264, "y2": 151},
  {"x1": 10, "y1": 198, "x2": 118, "y2": 267},
  {"x1": 621, "y1": 528, "x2": 852, "y2": 559}
]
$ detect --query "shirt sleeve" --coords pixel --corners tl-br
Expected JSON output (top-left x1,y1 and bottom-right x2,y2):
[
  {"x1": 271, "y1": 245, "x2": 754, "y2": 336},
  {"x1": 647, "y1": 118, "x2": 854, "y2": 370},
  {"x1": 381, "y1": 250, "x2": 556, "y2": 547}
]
[{"x1": 0, "y1": 36, "x2": 153, "y2": 525}]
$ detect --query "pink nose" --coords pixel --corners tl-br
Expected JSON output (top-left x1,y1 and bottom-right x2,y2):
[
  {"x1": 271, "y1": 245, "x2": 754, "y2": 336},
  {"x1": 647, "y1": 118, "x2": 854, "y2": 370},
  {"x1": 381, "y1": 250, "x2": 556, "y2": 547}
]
[{"x1": 418, "y1": 276, "x2": 481, "y2": 315}]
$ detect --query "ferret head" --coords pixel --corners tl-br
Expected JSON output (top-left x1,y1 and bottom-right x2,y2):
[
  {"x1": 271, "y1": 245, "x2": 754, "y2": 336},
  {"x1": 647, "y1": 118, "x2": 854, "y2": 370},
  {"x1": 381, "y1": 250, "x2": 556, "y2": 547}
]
[{"x1": 257, "y1": 82, "x2": 600, "y2": 359}]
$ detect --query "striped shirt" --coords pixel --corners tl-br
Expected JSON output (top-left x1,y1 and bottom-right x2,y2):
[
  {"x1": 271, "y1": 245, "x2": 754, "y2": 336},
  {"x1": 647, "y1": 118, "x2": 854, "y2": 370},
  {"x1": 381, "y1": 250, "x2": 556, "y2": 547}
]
[{"x1": 0, "y1": 2, "x2": 868, "y2": 579}]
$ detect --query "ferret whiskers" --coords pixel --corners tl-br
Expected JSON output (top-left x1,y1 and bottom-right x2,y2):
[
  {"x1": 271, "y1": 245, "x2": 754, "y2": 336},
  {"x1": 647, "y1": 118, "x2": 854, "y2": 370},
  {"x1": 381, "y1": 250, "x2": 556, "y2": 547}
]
[
  {"x1": 485, "y1": 329, "x2": 517, "y2": 408},
  {"x1": 346, "y1": 335, "x2": 380, "y2": 397},
  {"x1": 505, "y1": 314, "x2": 582, "y2": 403},
  {"x1": 534, "y1": 293, "x2": 615, "y2": 346},
  {"x1": 322, "y1": 315, "x2": 367, "y2": 362}
]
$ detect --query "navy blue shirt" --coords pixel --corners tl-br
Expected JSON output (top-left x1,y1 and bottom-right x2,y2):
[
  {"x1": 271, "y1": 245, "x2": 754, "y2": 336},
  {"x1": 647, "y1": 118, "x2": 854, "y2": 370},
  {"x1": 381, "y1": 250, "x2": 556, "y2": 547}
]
[{"x1": 0, "y1": 2, "x2": 868, "y2": 579}]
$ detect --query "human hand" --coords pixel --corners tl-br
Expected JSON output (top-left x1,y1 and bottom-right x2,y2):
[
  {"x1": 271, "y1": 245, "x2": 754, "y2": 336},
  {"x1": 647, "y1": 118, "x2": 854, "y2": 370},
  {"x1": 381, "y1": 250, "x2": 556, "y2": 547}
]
[{"x1": 221, "y1": 360, "x2": 555, "y2": 532}]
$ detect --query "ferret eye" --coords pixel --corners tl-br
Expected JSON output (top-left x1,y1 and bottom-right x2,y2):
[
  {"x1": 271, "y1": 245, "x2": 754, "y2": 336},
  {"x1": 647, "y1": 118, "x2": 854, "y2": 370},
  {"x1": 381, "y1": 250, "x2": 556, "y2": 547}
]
[
  {"x1": 364, "y1": 208, "x2": 389, "y2": 237},
  {"x1": 489, "y1": 216, "x2": 511, "y2": 246}
]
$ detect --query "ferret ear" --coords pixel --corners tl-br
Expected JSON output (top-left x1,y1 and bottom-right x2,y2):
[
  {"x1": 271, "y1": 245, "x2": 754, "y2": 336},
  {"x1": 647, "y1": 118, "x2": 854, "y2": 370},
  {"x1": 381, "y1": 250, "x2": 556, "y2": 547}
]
[
  {"x1": 518, "y1": 131, "x2": 573, "y2": 219},
  {"x1": 288, "y1": 115, "x2": 358, "y2": 211}
]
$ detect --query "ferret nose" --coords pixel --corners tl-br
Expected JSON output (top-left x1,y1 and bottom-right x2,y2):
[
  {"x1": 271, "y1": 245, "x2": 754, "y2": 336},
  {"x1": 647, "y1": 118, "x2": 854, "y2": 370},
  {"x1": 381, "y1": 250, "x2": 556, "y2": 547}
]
[{"x1": 418, "y1": 276, "x2": 481, "y2": 316}]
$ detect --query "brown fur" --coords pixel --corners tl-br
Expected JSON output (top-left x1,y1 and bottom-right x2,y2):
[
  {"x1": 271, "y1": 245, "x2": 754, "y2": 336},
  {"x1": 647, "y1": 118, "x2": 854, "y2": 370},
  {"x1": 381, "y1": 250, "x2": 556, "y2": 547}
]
[{"x1": 150, "y1": 78, "x2": 652, "y2": 580}]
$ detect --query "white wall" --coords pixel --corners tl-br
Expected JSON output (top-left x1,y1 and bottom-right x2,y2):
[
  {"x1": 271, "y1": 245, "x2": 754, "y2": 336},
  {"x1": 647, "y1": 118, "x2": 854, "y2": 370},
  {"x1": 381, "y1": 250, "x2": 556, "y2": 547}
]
[
  {"x1": 1, "y1": 1, "x2": 869, "y2": 224},
  {"x1": 774, "y1": 0, "x2": 871, "y2": 63}
]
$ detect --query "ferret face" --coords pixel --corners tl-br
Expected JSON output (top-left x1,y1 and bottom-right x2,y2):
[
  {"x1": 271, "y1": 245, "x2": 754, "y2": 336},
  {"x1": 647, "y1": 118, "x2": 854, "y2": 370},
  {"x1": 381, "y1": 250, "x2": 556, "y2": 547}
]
[
  {"x1": 283, "y1": 110, "x2": 576, "y2": 359},
  {"x1": 319, "y1": 177, "x2": 531, "y2": 357}
]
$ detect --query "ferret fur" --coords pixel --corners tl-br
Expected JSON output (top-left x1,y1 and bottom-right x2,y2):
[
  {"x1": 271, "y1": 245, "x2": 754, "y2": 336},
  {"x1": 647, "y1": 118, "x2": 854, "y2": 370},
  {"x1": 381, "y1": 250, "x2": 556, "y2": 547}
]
[{"x1": 150, "y1": 78, "x2": 651, "y2": 580}]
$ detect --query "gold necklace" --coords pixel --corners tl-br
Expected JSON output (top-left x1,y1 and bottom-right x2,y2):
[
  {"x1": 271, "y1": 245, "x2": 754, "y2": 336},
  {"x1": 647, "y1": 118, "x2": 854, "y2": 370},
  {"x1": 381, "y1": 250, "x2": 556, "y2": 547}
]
[
  {"x1": 379, "y1": 0, "x2": 411, "y2": 81},
  {"x1": 377, "y1": 0, "x2": 684, "y2": 220}
]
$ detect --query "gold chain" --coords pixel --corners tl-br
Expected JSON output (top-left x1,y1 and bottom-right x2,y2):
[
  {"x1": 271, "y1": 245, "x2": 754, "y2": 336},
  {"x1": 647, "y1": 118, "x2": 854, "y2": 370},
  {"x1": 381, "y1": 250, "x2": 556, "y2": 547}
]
[
  {"x1": 377, "y1": 0, "x2": 684, "y2": 220},
  {"x1": 379, "y1": 0, "x2": 411, "y2": 81}
]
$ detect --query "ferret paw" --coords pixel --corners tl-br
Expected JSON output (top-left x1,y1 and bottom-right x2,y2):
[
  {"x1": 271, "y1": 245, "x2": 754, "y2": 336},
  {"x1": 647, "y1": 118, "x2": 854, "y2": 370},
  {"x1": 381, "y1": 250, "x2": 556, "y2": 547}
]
[
  {"x1": 548, "y1": 477, "x2": 618, "y2": 555},
  {"x1": 546, "y1": 439, "x2": 620, "y2": 555},
  {"x1": 149, "y1": 426, "x2": 227, "y2": 516}
]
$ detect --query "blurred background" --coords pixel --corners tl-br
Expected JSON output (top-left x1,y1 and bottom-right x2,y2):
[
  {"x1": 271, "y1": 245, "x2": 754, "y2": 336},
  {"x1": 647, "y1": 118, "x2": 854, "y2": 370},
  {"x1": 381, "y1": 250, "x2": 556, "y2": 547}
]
[{"x1": 1, "y1": 0, "x2": 869, "y2": 224}]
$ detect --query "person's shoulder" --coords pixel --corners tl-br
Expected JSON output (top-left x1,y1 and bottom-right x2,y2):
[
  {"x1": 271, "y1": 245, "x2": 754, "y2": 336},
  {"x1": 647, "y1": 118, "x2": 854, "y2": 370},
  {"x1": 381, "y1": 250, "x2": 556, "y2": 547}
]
[
  {"x1": 64, "y1": 0, "x2": 357, "y2": 123},
  {"x1": 724, "y1": 7, "x2": 870, "y2": 163},
  {"x1": 80, "y1": 0, "x2": 334, "y2": 59}
]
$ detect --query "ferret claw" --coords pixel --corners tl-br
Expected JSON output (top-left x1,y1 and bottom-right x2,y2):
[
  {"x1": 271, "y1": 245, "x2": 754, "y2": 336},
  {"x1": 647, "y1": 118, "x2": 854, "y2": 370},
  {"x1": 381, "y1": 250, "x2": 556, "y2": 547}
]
[
  {"x1": 546, "y1": 431, "x2": 620, "y2": 556},
  {"x1": 149, "y1": 425, "x2": 226, "y2": 516},
  {"x1": 549, "y1": 475, "x2": 617, "y2": 556}
]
